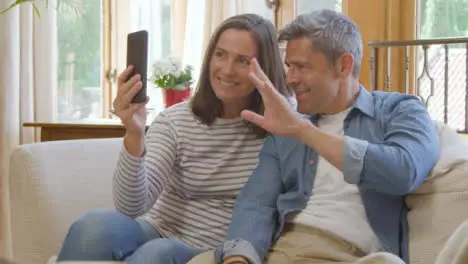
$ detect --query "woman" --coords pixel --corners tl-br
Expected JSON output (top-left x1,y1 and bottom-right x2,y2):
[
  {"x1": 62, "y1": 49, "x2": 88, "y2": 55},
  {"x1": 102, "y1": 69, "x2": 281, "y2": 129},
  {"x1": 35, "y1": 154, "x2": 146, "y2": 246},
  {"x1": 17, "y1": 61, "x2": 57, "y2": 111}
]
[{"x1": 56, "y1": 13, "x2": 291, "y2": 264}]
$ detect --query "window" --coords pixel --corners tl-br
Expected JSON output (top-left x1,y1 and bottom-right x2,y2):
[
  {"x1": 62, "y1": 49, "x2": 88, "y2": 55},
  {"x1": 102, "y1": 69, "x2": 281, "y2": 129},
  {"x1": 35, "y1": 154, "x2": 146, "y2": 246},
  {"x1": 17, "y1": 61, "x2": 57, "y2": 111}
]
[
  {"x1": 56, "y1": 0, "x2": 173, "y2": 122},
  {"x1": 419, "y1": 0, "x2": 468, "y2": 39},
  {"x1": 417, "y1": 0, "x2": 468, "y2": 130},
  {"x1": 55, "y1": 0, "x2": 349, "y2": 122},
  {"x1": 127, "y1": 0, "x2": 173, "y2": 121},
  {"x1": 276, "y1": 0, "x2": 343, "y2": 34},
  {"x1": 56, "y1": 0, "x2": 103, "y2": 121},
  {"x1": 295, "y1": 0, "x2": 342, "y2": 15}
]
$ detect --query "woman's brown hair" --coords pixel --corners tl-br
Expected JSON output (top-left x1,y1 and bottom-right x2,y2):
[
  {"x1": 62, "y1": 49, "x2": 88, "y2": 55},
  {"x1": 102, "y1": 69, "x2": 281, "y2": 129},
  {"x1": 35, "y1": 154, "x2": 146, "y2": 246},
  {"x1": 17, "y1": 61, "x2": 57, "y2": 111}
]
[{"x1": 190, "y1": 13, "x2": 291, "y2": 137}]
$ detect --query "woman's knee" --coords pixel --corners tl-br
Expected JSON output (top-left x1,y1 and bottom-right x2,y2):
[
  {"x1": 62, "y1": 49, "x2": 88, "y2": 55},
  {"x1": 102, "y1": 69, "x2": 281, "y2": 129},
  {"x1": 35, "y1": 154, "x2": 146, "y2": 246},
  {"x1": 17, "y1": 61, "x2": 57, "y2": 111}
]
[
  {"x1": 68, "y1": 208, "x2": 140, "y2": 240},
  {"x1": 58, "y1": 208, "x2": 146, "y2": 260},
  {"x1": 127, "y1": 238, "x2": 201, "y2": 264}
]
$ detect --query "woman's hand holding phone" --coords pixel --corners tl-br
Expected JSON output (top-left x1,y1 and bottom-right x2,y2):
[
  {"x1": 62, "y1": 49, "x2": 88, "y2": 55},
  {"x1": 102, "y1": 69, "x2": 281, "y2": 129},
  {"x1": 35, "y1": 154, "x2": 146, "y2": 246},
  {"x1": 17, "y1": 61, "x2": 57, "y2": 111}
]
[{"x1": 112, "y1": 65, "x2": 149, "y2": 157}]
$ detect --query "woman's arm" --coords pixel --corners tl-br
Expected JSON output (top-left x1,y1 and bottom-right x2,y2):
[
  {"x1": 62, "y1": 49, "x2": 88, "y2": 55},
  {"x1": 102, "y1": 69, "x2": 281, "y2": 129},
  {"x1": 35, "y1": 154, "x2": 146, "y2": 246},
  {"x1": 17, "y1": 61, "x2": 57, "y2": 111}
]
[{"x1": 112, "y1": 113, "x2": 178, "y2": 218}]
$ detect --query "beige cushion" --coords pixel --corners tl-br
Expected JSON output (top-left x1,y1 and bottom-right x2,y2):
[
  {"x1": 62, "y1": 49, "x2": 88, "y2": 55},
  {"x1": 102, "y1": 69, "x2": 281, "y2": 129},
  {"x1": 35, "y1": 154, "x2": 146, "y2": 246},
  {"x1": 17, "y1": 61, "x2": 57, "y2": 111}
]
[
  {"x1": 9, "y1": 138, "x2": 122, "y2": 264},
  {"x1": 435, "y1": 220, "x2": 468, "y2": 264},
  {"x1": 49, "y1": 256, "x2": 122, "y2": 264},
  {"x1": 406, "y1": 121, "x2": 468, "y2": 264}
]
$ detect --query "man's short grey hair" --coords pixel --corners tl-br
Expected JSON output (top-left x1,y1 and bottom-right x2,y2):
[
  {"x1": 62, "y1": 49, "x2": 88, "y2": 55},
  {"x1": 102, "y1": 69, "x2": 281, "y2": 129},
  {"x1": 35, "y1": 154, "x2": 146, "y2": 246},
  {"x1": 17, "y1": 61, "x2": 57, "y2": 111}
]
[{"x1": 278, "y1": 9, "x2": 363, "y2": 77}]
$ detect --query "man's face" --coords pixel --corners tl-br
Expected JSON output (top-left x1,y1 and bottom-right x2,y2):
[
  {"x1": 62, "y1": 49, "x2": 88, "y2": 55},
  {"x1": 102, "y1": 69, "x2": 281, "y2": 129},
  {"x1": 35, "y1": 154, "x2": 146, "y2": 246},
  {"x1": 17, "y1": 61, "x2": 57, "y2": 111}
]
[{"x1": 284, "y1": 36, "x2": 343, "y2": 115}]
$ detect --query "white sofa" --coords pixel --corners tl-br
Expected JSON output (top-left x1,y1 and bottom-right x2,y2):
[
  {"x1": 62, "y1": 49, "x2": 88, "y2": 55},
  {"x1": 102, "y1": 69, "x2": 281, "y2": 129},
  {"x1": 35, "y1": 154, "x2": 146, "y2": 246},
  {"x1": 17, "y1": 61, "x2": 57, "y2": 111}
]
[
  {"x1": 8, "y1": 138, "x2": 123, "y2": 264},
  {"x1": 7, "y1": 123, "x2": 468, "y2": 264}
]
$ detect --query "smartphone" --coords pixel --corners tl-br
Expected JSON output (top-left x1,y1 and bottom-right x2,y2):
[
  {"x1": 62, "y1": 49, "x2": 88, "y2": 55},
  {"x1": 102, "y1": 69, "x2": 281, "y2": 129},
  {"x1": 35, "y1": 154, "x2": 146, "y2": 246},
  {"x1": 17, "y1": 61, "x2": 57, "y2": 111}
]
[{"x1": 126, "y1": 30, "x2": 148, "y2": 103}]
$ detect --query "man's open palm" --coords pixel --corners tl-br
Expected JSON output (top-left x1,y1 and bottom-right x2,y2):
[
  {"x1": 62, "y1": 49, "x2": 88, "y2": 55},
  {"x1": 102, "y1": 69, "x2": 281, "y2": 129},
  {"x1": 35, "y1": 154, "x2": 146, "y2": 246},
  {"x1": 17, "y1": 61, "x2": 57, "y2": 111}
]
[{"x1": 241, "y1": 58, "x2": 304, "y2": 137}]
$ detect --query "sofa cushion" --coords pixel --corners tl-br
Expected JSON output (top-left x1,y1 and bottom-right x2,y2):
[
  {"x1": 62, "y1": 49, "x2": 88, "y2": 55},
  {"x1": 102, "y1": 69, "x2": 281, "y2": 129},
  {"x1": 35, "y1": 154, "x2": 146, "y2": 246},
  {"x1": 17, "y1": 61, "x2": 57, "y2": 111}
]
[
  {"x1": 9, "y1": 138, "x2": 122, "y2": 264},
  {"x1": 434, "y1": 220, "x2": 468, "y2": 264},
  {"x1": 48, "y1": 255, "x2": 123, "y2": 263},
  {"x1": 406, "y1": 121, "x2": 468, "y2": 264}
]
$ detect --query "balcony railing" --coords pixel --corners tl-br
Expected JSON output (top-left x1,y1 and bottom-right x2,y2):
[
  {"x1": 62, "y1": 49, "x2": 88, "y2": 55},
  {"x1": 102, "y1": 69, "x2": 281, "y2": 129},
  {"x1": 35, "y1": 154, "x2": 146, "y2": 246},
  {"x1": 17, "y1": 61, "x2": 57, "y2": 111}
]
[{"x1": 368, "y1": 37, "x2": 468, "y2": 133}]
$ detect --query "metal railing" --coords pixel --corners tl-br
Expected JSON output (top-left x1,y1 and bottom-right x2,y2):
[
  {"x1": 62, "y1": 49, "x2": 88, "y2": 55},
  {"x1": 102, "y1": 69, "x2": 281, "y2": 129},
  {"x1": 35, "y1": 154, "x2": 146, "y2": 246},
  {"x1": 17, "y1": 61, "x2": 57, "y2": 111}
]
[{"x1": 368, "y1": 37, "x2": 468, "y2": 133}]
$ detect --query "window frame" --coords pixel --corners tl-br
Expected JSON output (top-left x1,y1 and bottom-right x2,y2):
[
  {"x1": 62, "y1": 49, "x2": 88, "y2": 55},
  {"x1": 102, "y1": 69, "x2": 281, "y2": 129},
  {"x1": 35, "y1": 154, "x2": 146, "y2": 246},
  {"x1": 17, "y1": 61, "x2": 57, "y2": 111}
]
[
  {"x1": 99, "y1": 0, "x2": 130, "y2": 119},
  {"x1": 102, "y1": 0, "x2": 112, "y2": 119}
]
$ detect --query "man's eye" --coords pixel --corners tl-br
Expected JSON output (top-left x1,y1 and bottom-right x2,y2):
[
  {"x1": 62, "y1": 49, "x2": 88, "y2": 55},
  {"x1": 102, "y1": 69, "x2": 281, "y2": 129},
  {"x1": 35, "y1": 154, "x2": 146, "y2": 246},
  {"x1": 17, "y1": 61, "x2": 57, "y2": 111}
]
[{"x1": 240, "y1": 59, "x2": 250, "y2": 65}]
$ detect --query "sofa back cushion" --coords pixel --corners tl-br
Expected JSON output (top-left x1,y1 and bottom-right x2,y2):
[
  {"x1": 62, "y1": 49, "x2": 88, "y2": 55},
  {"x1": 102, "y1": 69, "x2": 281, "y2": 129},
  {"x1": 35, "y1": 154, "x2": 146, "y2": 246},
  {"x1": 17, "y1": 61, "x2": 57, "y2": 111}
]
[
  {"x1": 8, "y1": 138, "x2": 122, "y2": 264},
  {"x1": 406, "y1": 121, "x2": 468, "y2": 264}
]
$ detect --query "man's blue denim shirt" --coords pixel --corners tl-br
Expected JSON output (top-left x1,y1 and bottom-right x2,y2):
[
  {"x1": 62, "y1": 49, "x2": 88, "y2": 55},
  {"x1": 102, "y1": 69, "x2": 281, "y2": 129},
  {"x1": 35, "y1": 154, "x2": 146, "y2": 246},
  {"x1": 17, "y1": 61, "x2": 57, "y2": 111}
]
[{"x1": 215, "y1": 87, "x2": 440, "y2": 264}]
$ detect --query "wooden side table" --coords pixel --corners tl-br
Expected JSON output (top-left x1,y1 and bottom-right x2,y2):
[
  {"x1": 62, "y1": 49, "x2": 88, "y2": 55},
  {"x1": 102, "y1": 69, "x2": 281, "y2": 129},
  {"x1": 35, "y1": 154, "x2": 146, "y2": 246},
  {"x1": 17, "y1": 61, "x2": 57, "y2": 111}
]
[{"x1": 23, "y1": 120, "x2": 149, "y2": 142}]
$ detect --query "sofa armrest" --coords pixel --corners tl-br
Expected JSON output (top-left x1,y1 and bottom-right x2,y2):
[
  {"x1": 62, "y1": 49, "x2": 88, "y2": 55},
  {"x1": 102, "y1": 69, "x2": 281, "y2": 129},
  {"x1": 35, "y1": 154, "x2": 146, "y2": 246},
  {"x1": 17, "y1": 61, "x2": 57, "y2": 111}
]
[{"x1": 8, "y1": 138, "x2": 123, "y2": 264}]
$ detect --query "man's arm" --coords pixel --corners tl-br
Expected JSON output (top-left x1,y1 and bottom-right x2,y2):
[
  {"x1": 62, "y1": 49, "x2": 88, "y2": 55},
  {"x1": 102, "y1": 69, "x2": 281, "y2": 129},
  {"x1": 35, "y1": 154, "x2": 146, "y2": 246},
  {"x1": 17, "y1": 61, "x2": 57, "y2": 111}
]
[
  {"x1": 296, "y1": 122, "x2": 344, "y2": 171},
  {"x1": 296, "y1": 96, "x2": 439, "y2": 195},
  {"x1": 218, "y1": 135, "x2": 283, "y2": 264}
]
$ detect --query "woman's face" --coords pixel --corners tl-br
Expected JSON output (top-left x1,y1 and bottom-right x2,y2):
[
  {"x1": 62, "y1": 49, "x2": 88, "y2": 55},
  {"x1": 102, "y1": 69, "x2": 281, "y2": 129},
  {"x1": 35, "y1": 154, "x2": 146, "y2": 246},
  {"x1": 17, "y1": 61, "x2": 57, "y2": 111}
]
[{"x1": 209, "y1": 28, "x2": 258, "y2": 113}]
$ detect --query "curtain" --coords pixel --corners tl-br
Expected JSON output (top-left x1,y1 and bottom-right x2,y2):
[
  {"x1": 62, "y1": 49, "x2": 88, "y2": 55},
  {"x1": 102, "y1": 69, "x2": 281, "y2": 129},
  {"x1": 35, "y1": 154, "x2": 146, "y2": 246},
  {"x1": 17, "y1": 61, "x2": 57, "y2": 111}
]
[{"x1": 0, "y1": 0, "x2": 57, "y2": 257}]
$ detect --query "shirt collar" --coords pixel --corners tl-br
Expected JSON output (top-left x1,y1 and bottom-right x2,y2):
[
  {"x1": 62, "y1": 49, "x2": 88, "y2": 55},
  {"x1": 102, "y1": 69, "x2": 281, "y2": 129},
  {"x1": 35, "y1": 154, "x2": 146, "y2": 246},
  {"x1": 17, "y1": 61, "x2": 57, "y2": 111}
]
[{"x1": 352, "y1": 86, "x2": 375, "y2": 118}]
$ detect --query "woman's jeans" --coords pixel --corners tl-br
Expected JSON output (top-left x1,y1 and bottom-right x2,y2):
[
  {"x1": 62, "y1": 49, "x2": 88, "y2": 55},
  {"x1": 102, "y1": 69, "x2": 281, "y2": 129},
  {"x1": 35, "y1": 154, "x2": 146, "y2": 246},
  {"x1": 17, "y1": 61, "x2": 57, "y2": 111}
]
[{"x1": 57, "y1": 209, "x2": 202, "y2": 264}]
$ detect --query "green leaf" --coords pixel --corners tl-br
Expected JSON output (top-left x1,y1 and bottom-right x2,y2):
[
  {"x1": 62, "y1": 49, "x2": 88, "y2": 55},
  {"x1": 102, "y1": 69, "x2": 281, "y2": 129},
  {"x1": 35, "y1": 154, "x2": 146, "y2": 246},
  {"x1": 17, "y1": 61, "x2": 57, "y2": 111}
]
[
  {"x1": 0, "y1": 0, "x2": 41, "y2": 17},
  {"x1": 32, "y1": 2, "x2": 40, "y2": 18},
  {"x1": 0, "y1": 0, "x2": 25, "y2": 15},
  {"x1": 1, "y1": 0, "x2": 81, "y2": 18}
]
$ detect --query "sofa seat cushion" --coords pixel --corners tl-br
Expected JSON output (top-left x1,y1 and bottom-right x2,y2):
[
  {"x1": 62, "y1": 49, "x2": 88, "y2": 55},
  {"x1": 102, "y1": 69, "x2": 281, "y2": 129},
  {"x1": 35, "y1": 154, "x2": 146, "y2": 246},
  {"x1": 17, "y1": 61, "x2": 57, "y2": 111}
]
[{"x1": 48, "y1": 255, "x2": 123, "y2": 264}]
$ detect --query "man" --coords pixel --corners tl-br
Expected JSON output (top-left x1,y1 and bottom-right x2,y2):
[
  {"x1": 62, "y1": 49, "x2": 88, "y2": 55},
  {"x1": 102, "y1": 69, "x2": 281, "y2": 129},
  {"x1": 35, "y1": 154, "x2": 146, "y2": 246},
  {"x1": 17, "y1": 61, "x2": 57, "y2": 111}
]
[{"x1": 189, "y1": 9, "x2": 439, "y2": 264}]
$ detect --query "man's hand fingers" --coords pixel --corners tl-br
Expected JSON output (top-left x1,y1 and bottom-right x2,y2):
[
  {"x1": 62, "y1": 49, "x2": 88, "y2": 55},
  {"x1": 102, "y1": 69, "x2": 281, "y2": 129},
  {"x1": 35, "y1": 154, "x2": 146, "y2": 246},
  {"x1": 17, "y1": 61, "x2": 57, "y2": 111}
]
[
  {"x1": 250, "y1": 58, "x2": 271, "y2": 85},
  {"x1": 248, "y1": 71, "x2": 265, "y2": 91},
  {"x1": 241, "y1": 110, "x2": 265, "y2": 127},
  {"x1": 249, "y1": 72, "x2": 286, "y2": 107},
  {"x1": 249, "y1": 58, "x2": 285, "y2": 101},
  {"x1": 248, "y1": 67, "x2": 275, "y2": 99}
]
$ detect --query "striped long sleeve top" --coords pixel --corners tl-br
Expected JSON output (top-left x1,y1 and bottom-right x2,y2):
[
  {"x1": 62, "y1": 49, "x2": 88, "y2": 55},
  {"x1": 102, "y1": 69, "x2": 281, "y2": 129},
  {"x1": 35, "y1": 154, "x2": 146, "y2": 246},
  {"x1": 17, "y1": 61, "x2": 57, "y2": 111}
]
[{"x1": 112, "y1": 101, "x2": 265, "y2": 249}]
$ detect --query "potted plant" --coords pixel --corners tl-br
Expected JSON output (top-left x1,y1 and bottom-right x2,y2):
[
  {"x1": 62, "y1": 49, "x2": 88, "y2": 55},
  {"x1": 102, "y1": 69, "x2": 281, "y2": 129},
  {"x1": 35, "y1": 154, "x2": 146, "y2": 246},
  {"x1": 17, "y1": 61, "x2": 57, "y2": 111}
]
[{"x1": 151, "y1": 57, "x2": 193, "y2": 108}]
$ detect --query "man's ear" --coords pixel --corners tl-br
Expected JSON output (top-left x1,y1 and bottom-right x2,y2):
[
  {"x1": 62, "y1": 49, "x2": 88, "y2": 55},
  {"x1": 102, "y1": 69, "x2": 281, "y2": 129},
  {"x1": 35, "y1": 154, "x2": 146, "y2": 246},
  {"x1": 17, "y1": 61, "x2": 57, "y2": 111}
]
[{"x1": 336, "y1": 53, "x2": 354, "y2": 78}]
